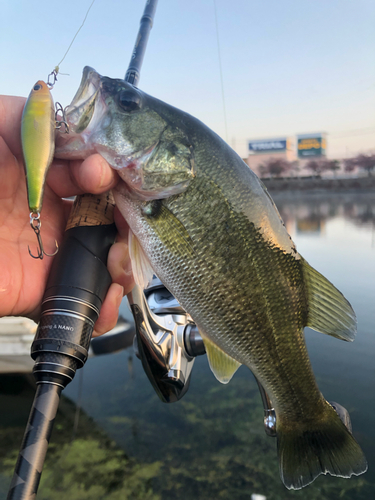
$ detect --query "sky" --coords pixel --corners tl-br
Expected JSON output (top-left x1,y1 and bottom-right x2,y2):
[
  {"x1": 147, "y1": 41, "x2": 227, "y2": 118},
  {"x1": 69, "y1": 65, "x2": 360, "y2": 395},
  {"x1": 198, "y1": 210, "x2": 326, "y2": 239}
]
[{"x1": 1, "y1": 0, "x2": 374, "y2": 159}]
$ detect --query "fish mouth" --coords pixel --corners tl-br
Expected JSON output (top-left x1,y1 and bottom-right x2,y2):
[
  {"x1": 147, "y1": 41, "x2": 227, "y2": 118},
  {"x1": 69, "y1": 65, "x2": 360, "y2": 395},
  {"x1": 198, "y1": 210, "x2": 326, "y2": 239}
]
[
  {"x1": 64, "y1": 66, "x2": 102, "y2": 132},
  {"x1": 55, "y1": 68, "x2": 192, "y2": 201},
  {"x1": 55, "y1": 67, "x2": 106, "y2": 158}
]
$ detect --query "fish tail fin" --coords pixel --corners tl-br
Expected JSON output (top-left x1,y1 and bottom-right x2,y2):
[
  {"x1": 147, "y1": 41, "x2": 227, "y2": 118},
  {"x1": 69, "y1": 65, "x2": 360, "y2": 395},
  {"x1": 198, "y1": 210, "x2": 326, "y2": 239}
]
[{"x1": 277, "y1": 401, "x2": 367, "y2": 490}]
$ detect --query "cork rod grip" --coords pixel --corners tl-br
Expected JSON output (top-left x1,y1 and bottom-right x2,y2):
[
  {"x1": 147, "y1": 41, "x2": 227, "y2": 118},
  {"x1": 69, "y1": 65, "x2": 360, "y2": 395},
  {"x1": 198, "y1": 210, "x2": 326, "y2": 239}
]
[{"x1": 66, "y1": 191, "x2": 116, "y2": 230}]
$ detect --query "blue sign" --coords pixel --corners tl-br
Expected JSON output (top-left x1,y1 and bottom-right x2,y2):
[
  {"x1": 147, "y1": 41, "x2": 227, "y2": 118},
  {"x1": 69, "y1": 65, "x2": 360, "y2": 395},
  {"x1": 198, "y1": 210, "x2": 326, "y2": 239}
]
[{"x1": 248, "y1": 139, "x2": 287, "y2": 153}]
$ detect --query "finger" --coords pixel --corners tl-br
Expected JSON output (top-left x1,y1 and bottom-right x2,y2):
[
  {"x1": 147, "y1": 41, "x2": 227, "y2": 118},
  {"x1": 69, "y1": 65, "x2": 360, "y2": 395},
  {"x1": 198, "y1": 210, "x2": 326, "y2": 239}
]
[
  {"x1": 47, "y1": 154, "x2": 118, "y2": 198},
  {"x1": 107, "y1": 241, "x2": 134, "y2": 293},
  {"x1": 0, "y1": 136, "x2": 24, "y2": 204},
  {"x1": 46, "y1": 160, "x2": 86, "y2": 198},
  {"x1": 92, "y1": 283, "x2": 124, "y2": 337},
  {"x1": 47, "y1": 154, "x2": 118, "y2": 199},
  {"x1": 71, "y1": 154, "x2": 118, "y2": 193},
  {"x1": 113, "y1": 205, "x2": 130, "y2": 241},
  {"x1": 0, "y1": 96, "x2": 26, "y2": 158}
]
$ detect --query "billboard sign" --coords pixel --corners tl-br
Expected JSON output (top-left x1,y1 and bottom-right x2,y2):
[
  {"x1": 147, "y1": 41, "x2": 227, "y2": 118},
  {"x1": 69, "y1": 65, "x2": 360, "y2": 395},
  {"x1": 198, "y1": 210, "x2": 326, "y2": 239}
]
[
  {"x1": 248, "y1": 138, "x2": 287, "y2": 154},
  {"x1": 297, "y1": 134, "x2": 326, "y2": 158}
]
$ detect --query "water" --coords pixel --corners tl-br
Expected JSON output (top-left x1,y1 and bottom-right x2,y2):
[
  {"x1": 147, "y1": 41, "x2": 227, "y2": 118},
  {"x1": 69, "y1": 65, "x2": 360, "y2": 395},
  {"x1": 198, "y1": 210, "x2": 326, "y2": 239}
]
[{"x1": 0, "y1": 191, "x2": 374, "y2": 499}]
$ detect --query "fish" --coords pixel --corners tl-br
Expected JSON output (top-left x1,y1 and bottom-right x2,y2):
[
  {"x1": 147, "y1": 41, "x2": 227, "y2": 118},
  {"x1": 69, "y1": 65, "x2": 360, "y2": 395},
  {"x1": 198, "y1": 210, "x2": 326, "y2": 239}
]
[
  {"x1": 55, "y1": 67, "x2": 367, "y2": 490},
  {"x1": 21, "y1": 80, "x2": 55, "y2": 214}
]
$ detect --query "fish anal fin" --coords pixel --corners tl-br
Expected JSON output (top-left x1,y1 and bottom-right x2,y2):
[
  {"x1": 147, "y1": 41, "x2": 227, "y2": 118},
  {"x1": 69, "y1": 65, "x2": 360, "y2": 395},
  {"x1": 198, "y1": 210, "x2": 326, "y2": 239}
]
[
  {"x1": 128, "y1": 228, "x2": 154, "y2": 289},
  {"x1": 302, "y1": 258, "x2": 356, "y2": 341},
  {"x1": 203, "y1": 337, "x2": 241, "y2": 384}
]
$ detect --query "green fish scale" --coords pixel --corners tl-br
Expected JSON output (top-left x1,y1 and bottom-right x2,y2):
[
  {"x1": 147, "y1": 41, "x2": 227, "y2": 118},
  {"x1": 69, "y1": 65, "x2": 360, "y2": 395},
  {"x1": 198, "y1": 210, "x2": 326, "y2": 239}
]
[{"x1": 141, "y1": 170, "x2": 324, "y2": 422}]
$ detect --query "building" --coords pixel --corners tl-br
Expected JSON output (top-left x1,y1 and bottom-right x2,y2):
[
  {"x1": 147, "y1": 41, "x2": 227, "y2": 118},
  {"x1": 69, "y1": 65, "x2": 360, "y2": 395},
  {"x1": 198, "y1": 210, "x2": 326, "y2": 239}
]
[
  {"x1": 245, "y1": 137, "x2": 296, "y2": 177},
  {"x1": 296, "y1": 132, "x2": 327, "y2": 171},
  {"x1": 245, "y1": 133, "x2": 327, "y2": 177}
]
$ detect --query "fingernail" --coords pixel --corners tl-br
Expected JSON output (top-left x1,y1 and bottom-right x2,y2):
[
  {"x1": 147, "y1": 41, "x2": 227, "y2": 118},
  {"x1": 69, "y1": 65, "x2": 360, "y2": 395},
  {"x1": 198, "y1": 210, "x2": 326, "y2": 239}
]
[
  {"x1": 98, "y1": 157, "x2": 113, "y2": 189},
  {"x1": 116, "y1": 285, "x2": 124, "y2": 303},
  {"x1": 121, "y1": 245, "x2": 133, "y2": 276}
]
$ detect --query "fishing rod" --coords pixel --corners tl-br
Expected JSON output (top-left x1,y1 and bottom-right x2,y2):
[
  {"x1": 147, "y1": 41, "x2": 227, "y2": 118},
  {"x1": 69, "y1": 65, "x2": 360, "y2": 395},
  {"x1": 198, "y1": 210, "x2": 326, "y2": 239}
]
[
  {"x1": 6, "y1": 2, "x2": 158, "y2": 498},
  {"x1": 8, "y1": 2, "x2": 279, "y2": 496}
]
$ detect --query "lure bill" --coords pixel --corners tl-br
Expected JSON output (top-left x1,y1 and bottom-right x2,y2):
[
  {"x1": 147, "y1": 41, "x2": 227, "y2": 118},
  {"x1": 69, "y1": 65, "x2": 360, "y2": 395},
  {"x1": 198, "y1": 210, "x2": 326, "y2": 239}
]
[{"x1": 21, "y1": 80, "x2": 58, "y2": 258}]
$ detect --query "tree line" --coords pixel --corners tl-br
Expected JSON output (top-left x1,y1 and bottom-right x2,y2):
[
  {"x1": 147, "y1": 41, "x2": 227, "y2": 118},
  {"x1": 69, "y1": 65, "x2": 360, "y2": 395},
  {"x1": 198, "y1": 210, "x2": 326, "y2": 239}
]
[{"x1": 257, "y1": 153, "x2": 375, "y2": 178}]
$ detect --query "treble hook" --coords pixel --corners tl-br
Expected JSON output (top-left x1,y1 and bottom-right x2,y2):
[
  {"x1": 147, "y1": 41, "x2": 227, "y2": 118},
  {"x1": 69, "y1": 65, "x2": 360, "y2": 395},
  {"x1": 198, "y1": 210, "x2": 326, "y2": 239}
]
[
  {"x1": 28, "y1": 212, "x2": 59, "y2": 260},
  {"x1": 55, "y1": 102, "x2": 69, "y2": 133}
]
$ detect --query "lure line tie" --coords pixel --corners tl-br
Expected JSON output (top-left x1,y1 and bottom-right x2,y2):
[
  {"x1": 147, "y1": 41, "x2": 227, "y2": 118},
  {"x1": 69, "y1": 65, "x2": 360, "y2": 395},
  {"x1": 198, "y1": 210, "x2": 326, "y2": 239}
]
[{"x1": 47, "y1": 69, "x2": 58, "y2": 89}]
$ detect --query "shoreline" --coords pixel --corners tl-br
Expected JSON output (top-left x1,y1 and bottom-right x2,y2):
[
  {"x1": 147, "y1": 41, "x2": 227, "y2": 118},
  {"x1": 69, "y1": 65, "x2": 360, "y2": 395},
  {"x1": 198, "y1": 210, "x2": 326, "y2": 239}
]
[{"x1": 261, "y1": 175, "x2": 375, "y2": 194}]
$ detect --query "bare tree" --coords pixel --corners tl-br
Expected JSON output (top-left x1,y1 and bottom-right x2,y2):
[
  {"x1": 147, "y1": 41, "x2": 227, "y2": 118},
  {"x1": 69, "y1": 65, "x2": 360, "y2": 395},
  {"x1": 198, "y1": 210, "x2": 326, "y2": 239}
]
[
  {"x1": 304, "y1": 159, "x2": 323, "y2": 175},
  {"x1": 343, "y1": 158, "x2": 357, "y2": 173},
  {"x1": 353, "y1": 154, "x2": 375, "y2": 176},
  {"x1": 323, "y1": 159, "x2": 341, "y2": 176},
  {"x1": 260, "y1": 158, "x2": 292, "y2": 178},
  {"x1": 343, "y1": 154, "x2": 375, "y2": 176}
]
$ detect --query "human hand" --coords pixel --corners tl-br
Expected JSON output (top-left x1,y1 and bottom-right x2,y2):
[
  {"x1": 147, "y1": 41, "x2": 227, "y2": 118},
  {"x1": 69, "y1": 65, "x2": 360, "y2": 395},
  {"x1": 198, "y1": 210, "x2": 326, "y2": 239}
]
[{"x1": 0, "y1": 95, "x2": 134, "y2": 335}]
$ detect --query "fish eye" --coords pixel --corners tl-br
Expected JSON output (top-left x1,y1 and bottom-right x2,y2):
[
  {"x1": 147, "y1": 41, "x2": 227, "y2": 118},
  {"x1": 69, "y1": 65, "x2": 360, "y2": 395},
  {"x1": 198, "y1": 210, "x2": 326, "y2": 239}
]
[
  {"x1": 118, "y1": 89, "x2": 142, "y2": 112},
  {"x1": 33, "y1": 84, "x2": 42, "y2": 91}
]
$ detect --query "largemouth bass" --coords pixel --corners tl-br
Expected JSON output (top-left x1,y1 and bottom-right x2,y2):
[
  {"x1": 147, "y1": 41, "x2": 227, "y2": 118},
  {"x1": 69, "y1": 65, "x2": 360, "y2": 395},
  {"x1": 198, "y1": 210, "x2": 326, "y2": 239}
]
[{"x1": 56, "y1": 67, "x2": 367, "y2": 489}]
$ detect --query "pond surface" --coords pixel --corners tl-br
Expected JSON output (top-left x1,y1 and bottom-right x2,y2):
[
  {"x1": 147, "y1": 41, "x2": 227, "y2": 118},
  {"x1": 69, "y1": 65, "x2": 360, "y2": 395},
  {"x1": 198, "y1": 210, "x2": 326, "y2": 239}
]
[{"x1": 0, "y1": 191, "x2": 374, "y2": 499}]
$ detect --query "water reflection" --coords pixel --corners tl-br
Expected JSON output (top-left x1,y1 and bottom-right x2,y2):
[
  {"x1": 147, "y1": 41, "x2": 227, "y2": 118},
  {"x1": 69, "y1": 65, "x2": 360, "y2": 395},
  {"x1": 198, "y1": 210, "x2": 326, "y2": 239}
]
[
  {"x1": 272, "y1": 191, "x2": 375, "y2": 240},
  {"x1": 0, "y1": 191, "x2": 374, "y2": 499}
]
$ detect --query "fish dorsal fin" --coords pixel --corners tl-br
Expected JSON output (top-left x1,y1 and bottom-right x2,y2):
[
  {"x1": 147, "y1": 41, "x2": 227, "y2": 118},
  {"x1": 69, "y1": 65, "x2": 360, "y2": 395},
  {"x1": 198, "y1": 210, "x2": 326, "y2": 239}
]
[
  {"x1": 203, "y1": 337, "x2": 241, "y2": 384},
  {"x1": 128, "y1": 228, "x2": 154, "y2": 289},
  {"x1": 302, "y1": 258, "x2": 357, "y2": 341}
]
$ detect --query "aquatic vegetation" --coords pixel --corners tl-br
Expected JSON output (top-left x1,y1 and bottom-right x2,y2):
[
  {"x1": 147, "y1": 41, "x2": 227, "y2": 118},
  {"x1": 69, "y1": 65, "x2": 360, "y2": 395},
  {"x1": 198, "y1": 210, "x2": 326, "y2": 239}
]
[{"x1": 94, "y1": 359, "x2": 373, "y2": 500}]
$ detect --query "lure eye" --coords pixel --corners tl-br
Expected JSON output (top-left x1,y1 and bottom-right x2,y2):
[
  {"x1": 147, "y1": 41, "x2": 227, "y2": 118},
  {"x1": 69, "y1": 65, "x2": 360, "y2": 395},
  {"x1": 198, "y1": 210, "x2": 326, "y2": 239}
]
[
  {"x1": 33, "y1": 84, "x2": 42, "y2": 91},
  {"x1": 118, "y1": 89, "x2": 142, "y2": 112}
]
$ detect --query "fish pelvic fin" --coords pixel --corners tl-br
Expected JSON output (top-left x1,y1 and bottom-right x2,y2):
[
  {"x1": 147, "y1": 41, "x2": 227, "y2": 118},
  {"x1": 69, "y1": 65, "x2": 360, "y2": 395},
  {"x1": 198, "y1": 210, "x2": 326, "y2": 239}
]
[
  {"x1": 128, "y1": 229, "x2": 154, "y2": 289},
  {"x1": 302, "y1": 258, "x2": 357, "y2": 341},
  {"x1": 277, "y1": 401, "x2": 367, "y2": 490},
  {"x1": 203, "y1": 337, "x2": 241, "y2": 384}
]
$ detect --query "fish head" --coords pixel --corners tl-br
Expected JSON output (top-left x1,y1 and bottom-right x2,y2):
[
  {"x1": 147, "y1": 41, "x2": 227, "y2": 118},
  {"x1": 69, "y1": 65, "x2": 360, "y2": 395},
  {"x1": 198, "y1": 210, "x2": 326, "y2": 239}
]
[{"x1": 56, "y1": 67, "x2": 195, "y2": 200}]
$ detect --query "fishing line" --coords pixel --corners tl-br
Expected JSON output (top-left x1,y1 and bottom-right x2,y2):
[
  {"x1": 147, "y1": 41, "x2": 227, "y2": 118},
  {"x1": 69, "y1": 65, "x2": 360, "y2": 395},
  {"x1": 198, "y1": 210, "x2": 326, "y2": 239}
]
[
  {"x1": 213, "y1": 0, "x2": 228, "y2": 143},
  {"x1": 48, "y1": 0, "x2": 97, "y2": 86}
]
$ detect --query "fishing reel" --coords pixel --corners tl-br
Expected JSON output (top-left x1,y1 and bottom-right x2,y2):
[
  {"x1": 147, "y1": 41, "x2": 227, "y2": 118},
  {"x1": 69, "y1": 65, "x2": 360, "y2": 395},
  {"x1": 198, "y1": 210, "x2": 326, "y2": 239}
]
[
  {"x1": 128, "y1": 276, "x2": 277, "y2": 435},
  {"x1": 128, "y1": 277, "x2": 205, "y2": 403}
]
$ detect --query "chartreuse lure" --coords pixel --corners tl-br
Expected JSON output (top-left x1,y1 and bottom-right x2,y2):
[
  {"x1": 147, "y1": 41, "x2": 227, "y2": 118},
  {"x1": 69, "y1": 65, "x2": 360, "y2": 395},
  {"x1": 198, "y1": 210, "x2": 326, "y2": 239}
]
[
  {"x1": 20, "y1": 0, "x2": 96, "y2": 259},
  {"x1": 21, "y1": 80, "x2": 59, "y2": 258}
]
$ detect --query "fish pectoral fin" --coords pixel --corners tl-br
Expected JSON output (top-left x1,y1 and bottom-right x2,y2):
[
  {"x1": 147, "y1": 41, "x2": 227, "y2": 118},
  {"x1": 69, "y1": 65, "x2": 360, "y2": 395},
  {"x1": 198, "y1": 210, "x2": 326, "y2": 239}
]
[
  {"x1": 128, "y1": 228, "x2": 154, "y2": 289},
  {"x1": 302, "y1": 258, "x2": 356, "y2": 341},
  {"x1": 149, "y1": 204, "x2": 195, "y2": 257},
  {"x1": 203, "y1": 337, "x2": 241, "y2": 384}
]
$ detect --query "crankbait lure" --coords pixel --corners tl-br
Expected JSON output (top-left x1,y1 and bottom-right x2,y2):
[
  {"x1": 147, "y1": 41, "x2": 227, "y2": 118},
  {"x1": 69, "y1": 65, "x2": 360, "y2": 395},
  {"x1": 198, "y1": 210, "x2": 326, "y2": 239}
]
[
  {"x1": 21, "y1": 0, "x2": 96, "y2": 259},
  {"x1": 21, "y1": 80, "x2": 60, "y2": 258}
]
